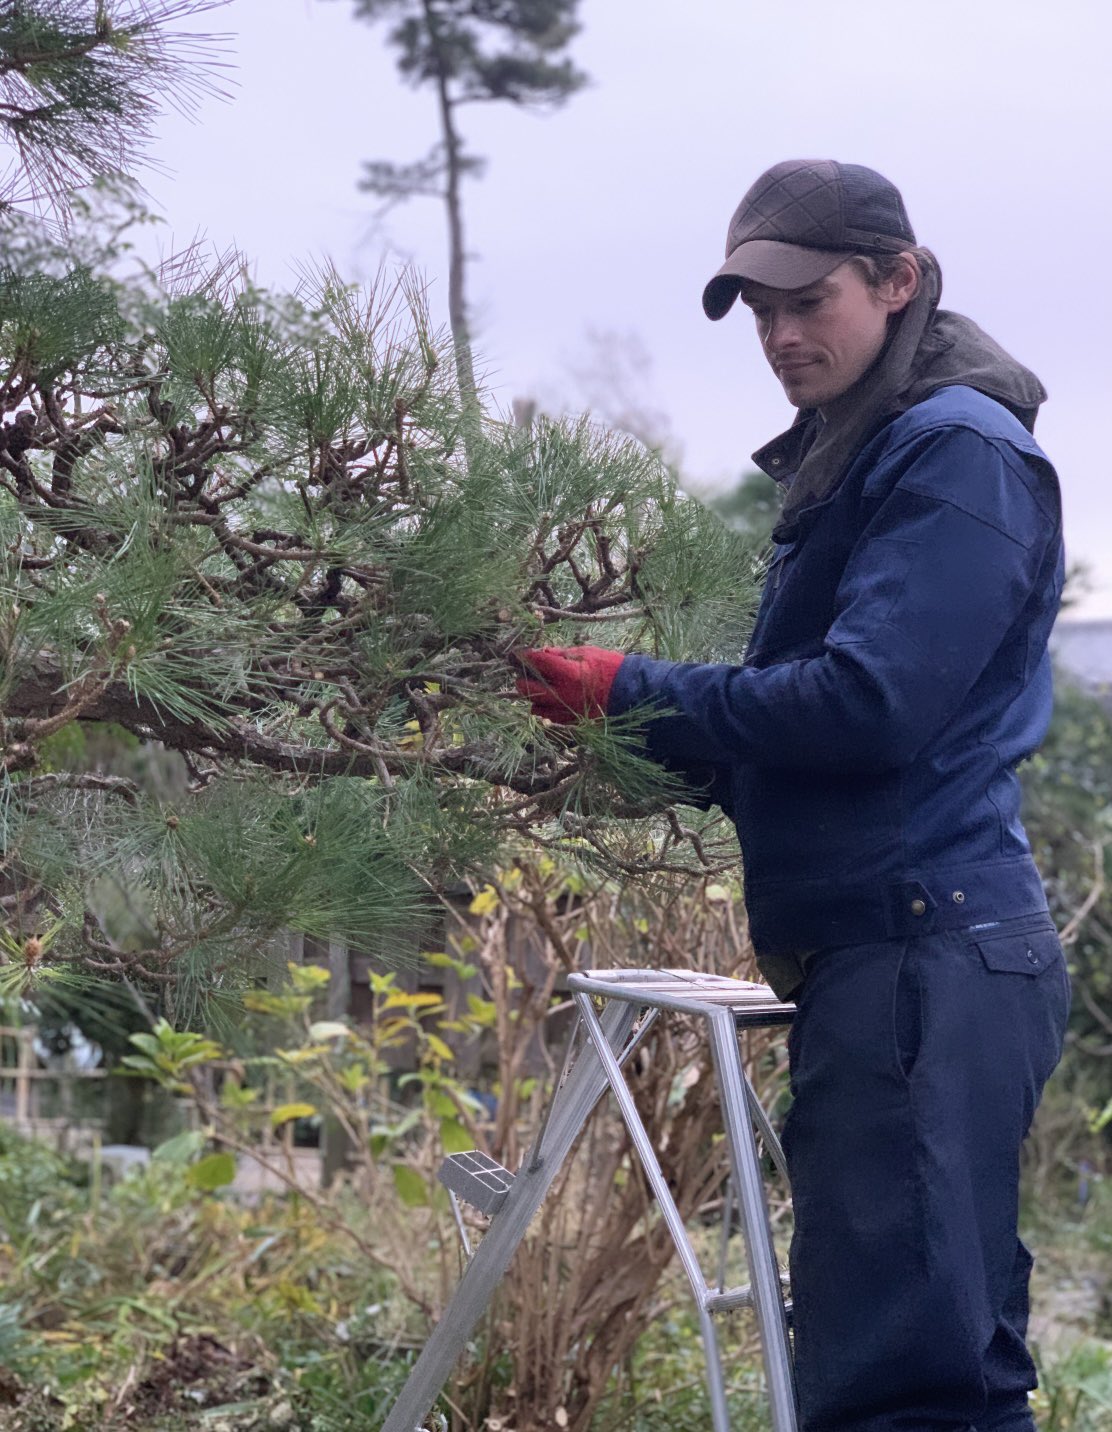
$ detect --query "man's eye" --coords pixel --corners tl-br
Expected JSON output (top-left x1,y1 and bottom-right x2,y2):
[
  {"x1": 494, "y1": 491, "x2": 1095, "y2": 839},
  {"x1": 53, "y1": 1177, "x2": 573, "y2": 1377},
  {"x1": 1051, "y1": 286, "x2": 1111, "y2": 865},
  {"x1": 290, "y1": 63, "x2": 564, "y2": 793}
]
[{"x1": 795, "y1": 298, "x2": 822, "y2": 312}]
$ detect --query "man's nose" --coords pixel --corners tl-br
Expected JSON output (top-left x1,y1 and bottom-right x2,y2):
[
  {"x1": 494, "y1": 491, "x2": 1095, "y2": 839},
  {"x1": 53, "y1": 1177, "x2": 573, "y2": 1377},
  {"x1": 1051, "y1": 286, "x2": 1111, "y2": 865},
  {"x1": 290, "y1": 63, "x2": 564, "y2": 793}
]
[{"x1": 765, "y1": 312, "x2": 802, "y2": 351}]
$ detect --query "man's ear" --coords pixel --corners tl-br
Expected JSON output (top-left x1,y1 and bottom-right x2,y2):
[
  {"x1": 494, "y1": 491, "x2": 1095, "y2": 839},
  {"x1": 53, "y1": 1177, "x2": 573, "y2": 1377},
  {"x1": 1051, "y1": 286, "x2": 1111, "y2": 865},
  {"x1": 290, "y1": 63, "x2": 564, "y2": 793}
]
[{"x1": 881, "y1": 253, "x2": 921, "y2": 314}]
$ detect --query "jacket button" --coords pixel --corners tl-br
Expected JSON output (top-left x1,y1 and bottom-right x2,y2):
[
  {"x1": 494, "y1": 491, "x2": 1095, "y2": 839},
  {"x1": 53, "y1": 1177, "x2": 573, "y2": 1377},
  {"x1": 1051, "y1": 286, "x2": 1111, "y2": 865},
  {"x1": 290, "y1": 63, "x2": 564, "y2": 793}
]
[
  {"x1": 910, "y1": 899, "x2": 926, "y2": 916},
  {"x1": 1026, "y1": 949, "x2": 1040, "y2": 965},
  {"x1": 952, "y1": 891, "x2": 965, "y2": 904}
]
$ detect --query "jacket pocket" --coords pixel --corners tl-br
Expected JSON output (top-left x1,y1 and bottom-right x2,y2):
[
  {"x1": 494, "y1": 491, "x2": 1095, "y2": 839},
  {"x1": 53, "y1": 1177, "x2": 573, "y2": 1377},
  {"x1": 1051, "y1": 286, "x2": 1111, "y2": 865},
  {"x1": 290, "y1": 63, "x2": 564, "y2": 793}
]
[{"x1": 974, "y1": 927, "x2": 1062, "y2": 977}]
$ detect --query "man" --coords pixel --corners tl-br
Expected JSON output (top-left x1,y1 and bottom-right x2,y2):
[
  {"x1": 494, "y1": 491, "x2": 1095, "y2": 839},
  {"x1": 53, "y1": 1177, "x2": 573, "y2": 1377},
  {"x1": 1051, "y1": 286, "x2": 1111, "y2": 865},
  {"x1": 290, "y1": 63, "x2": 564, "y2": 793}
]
[{"x1": 517, "y1": 160, "x2": 1070, "y2": 1432}]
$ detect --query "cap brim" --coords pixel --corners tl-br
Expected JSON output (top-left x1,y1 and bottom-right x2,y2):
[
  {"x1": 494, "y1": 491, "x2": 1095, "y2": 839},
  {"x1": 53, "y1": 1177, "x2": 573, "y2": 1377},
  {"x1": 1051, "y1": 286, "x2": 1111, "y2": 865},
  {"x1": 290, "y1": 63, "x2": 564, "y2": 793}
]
[{"x1": 702, "y1": 242, "x2": 853, "y2": 320}]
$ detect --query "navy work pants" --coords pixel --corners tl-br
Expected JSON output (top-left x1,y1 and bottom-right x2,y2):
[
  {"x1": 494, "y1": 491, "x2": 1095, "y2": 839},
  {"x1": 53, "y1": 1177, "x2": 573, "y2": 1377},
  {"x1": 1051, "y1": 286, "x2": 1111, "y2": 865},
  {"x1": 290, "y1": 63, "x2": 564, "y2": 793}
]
[{"x1": 781, "y1": 914, "x2": 1070, "y2": 1432}]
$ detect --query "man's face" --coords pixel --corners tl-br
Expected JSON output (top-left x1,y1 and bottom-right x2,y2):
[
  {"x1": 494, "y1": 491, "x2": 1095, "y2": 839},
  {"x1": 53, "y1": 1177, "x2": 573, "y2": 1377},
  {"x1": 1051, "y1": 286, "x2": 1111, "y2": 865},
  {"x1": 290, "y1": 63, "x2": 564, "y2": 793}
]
[{"x1": 740, "y1": 261, "x2": 911, "y2": 409}]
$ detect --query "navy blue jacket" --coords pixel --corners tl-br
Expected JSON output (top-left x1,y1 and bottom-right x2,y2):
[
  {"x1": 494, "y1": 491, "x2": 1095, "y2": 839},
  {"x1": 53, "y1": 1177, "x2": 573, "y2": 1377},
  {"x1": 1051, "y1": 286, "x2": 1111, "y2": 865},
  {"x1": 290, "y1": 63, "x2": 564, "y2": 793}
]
[{"x1": 609, "y1": 386, "x2": 1065, "y2": 957}]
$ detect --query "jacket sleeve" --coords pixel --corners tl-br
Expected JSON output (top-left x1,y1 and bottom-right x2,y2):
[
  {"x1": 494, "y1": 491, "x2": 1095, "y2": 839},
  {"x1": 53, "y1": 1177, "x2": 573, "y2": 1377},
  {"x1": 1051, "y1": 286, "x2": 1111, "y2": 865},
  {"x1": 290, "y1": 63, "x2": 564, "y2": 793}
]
[{"x1": 609, "y1": 427, "x2": 1061, "y2": 775}]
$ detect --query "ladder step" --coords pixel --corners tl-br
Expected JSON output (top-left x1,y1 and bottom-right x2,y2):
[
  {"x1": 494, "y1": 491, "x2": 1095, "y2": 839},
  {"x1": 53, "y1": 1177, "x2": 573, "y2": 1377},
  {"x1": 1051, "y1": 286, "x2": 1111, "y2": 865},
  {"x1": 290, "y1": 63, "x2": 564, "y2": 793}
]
[
  {"x1": 437, "y1": 1151, "x2": 515, "y2": 1215},
  {"x1": 705, "y1": 1271, "x2": 791, "y2": 1315},
  {"x1": 705, "y1": 1284, "x2": 755, "y2": 1313}
]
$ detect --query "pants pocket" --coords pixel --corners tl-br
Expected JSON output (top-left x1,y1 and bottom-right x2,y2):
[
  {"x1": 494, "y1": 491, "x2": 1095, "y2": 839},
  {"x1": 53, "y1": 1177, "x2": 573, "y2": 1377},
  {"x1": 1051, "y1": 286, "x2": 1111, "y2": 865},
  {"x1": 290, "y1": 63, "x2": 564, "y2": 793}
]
[{"x1": 891, "y1": 940, "x2": 922, "y2": 1081}]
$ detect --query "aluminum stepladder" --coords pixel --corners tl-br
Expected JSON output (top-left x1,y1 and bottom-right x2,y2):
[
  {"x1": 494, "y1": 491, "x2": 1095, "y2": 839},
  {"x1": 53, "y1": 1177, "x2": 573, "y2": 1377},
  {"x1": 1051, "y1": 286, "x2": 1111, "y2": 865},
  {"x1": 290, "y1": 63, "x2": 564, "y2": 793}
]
[{"x1": 382, "y1": 968, "x2": 797, "y2": 1432}]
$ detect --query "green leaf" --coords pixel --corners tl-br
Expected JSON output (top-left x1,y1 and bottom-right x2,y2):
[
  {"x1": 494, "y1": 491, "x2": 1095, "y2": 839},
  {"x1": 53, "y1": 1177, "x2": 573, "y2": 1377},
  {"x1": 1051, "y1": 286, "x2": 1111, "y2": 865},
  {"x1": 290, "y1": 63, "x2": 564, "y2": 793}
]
[
  {"x1": 439, "y1": 1117, "x2": 472, "y2": 1154},
  {"x1": 392, "y1": 1163, "x2": 428, "y2": 1207},
  {"x1": 220, "y1": 1083, "x2": 259, "y2": 1109},
  {"x1": 186, "y1": 1152, "x2": 237, "y2": 1190},
  {"x1": 151, "y1": 1129, "x2": 206, "y2": 1165},
  {"x1": 426, "y1": 1090, "x2": 456, "y2": 1117},
  {"x1": 339, "y1": 1063, "x2": 369, "y2": 1093}
]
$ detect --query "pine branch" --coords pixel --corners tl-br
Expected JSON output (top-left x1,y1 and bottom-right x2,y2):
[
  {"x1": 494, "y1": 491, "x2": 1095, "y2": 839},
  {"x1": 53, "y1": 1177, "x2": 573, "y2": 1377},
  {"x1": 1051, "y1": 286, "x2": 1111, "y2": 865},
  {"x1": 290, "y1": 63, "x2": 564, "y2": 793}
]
[
  {"x1": 0, "y1": 0, "x2": 233, "y2": 218},
  {"x1": 0, "y1": 246, "x2": 756, "y2": 998}
]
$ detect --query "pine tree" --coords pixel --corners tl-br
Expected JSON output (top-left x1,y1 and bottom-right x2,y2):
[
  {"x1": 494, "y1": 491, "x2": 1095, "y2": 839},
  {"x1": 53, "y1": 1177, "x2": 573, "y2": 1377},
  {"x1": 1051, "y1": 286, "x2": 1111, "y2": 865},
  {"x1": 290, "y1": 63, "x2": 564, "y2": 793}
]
[
  {"x1": 344, "y1": 0, "x2": 586, "y2": 408},
  {"x1": 0, "y1": 0, "x2": 760, "y2": 1021},
  {"x1": 0, "y1": 226, "x2": 758, "y2": 1013}
]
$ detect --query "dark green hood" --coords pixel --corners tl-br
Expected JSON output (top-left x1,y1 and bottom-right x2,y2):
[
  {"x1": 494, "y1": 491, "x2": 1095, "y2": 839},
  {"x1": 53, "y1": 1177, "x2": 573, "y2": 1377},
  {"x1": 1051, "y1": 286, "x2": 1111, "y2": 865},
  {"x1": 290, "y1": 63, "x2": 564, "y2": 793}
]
[{"x1": 753, "y1": 252, "x2": 1047, "y2": 544}]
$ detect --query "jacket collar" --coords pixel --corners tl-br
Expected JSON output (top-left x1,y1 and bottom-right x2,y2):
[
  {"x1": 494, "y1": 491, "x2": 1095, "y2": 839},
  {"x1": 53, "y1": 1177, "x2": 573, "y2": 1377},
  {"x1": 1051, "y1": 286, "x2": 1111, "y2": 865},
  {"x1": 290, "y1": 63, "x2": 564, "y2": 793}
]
[{"x1": 752, "y1": 412, "x2": 819, "y2": 486}]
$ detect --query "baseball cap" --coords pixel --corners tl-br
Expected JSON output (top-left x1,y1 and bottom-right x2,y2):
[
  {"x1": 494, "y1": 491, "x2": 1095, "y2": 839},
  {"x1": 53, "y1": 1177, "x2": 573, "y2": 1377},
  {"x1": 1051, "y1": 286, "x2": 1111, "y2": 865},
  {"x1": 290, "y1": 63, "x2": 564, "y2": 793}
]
[{"x1": 702, "y1": 159, "x2": 917, "y2": 320}]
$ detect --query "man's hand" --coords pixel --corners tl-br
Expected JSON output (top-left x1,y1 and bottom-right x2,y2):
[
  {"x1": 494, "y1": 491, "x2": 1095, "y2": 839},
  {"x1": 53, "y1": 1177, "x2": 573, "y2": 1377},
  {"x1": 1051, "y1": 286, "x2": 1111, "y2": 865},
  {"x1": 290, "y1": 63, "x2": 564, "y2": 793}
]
[{"x1": 514, "y1": 646, "x2": 624, "y2": 724}]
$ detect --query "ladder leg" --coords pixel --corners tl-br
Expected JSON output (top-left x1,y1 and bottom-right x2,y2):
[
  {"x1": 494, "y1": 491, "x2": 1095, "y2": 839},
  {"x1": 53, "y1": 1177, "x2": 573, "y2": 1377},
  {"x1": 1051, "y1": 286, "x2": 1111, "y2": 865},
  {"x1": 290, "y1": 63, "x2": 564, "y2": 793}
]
[
  {"x1": 573, "y1": 993, "x2": 720, "y2": 1303},
  {"x1": 745, "y1": 1075, "x2": 790, "y2": 1188},
  {"x1": 707, "y1": 1008, "x2": 798, "y2": 1432},
  {"x1": 381, "y1": 1000, "x2": 639, "y2": 1432},
  {"x1": 574, "y1": 993, "x2": 743, "y2": 1425},
  {"x1": 697, "y1": 1304, "x2": 732, "y2": 1432}
]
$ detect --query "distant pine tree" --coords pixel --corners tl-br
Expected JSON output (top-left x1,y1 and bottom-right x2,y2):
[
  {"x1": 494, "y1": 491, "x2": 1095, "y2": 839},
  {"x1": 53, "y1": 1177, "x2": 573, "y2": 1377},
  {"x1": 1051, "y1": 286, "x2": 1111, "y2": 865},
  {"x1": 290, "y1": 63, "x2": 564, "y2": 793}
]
[{"x1": 345, "y1": 0, "x2": 586, "y2": 408}]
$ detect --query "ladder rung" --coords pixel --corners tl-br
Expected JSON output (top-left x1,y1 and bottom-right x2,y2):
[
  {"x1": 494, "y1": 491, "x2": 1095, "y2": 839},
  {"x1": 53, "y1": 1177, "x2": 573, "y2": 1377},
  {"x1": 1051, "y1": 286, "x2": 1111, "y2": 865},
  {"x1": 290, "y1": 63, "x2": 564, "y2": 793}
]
[
  {"x1": 437, "y1": 1151, "x2": 515, "y2": 1215},
  {"x1": 705, "y1": 1284, "x2": 755, "y2": 1312},
  {"x1": 705, "y1": 1270, "x2": 791, "y2": 1315}
]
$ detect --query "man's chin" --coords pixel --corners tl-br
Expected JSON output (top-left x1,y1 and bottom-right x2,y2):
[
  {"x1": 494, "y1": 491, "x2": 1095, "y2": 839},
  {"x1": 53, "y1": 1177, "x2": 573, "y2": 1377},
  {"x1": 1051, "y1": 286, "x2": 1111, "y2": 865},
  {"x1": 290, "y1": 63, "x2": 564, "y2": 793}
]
[
  {"x1": 781, "y1": 381, "x2": 826, "y2": 407},
  {"x1": 780, "y1": 375, "x2": 846, "y2": 409}
]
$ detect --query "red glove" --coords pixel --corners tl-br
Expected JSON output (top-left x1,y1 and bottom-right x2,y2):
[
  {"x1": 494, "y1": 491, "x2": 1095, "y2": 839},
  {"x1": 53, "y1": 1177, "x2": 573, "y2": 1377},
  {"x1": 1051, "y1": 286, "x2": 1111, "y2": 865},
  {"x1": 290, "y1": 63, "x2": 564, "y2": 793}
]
[{"x1": 514, "y1": 646, "x2": 624, "y2": 723}]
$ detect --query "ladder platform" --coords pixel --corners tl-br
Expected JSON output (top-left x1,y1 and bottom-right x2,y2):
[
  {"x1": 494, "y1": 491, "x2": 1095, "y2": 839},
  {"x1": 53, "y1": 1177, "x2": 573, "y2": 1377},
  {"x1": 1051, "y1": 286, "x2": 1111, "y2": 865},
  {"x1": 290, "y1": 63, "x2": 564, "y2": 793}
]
[
  {"x1": 437, "y1": 1150, "x2": 515, "y2": 1215},
  {"x1": 571, "y1": 968, "x2": 795, "y2": 1025}
]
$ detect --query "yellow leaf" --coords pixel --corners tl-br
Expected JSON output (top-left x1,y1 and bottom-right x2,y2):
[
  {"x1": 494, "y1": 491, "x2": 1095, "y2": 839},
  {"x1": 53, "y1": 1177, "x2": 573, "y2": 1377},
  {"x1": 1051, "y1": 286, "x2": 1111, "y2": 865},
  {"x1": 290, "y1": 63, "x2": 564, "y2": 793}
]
[
  {"x1": 275, "y1": 1046, "x2": 329, "y2": 1064},
  {"x1": 271, "y1": 1102, "x2": 317, "y2": 1127},
  {"x1": 465, "y1": 994, "x2": 497, "y2": 1027},
  {"x1": 424, "y1": 1033, "x2": 454, "y2": 1061},
  {"x1": 469, "y1": 884, "x2": 499, "y2": 916},
  {"x1": 381, "y1": 991, "x2": 445, "y2": 1011},
  {"x1": 287, "y1": 963, "x2": 331, "y2": 991}
]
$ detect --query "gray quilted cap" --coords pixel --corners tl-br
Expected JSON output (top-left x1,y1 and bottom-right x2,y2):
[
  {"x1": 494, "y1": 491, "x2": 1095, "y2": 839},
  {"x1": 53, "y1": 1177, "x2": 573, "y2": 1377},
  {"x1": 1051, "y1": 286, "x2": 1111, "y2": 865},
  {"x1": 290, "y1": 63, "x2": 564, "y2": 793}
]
[{"x1": 703, "y1": 159, "x2": 916, "y2": 320}]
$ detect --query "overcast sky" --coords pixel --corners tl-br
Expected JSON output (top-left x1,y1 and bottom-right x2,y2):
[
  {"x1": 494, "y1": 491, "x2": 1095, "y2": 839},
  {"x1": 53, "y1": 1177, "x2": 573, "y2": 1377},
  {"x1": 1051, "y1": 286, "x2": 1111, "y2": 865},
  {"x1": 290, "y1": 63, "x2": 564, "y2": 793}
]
[{"x1": 141, "y1": 0, "x2": 1112, "y2": 618}]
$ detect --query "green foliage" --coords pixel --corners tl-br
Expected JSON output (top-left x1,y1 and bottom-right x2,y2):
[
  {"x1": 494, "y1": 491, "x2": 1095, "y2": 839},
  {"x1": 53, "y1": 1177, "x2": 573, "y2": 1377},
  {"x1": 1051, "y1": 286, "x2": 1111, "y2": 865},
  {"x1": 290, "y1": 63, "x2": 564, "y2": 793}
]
[
  {"x1": 121, "y1": 1019, "x2": 224, "y2": 1090},
  {"x1": 0, "y1": 264, "x2": 123, "y2": 377},
  {"x1": 593, "y1": 1308, "x2": 769, "y2": 1432},
  {"x1": 0, "y1": 0, "x2": 228, "y2": 218},
  {"x1": 1022, "y1": 676, "x2": 1112, "y2": 1156},
  {"x1": 1033, "y1": 1341, "x2": 1112, "y2": 1432},
  {"x1": 0, "y1": 233, "x2": 756, "y2": 1016},
  {"x1": 0, "y1": 1121, "x2": 84, "y2": 1238},
  {"x1": 709, "y1": 468, "x2": 781, "y2": 551}
]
